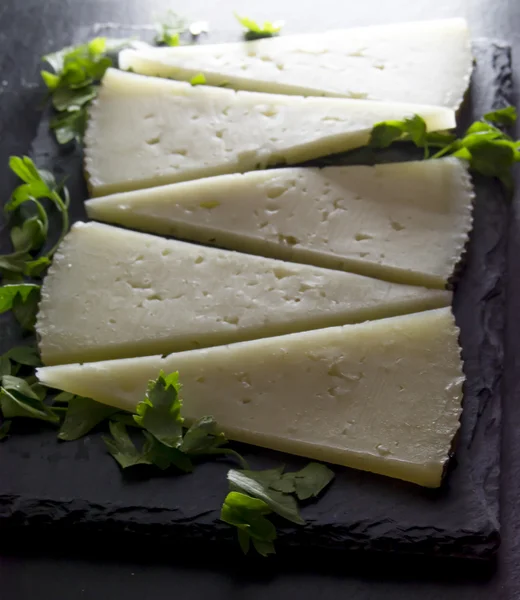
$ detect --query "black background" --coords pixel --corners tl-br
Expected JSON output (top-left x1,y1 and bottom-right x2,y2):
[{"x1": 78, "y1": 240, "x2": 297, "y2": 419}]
[{"x1": 1, "y1": 1, "x2": 519, "y2": 598}]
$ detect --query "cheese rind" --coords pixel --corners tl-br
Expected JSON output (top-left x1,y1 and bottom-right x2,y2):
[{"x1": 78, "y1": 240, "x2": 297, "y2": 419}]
[
  {"x1": 36, "y1": 221, "x2": 451, "y2": 365},
  {"x1": 84, "y1": 69, "x2": 455, "y2": 196},
  {"x1": 86, "y1": 158, "x2": 474, "y2": 288},
  {"x1": 37, "y1": 308, "x2": 464, "y2": 487},
  {"x1": 120, "y1": 19, "x2": 472, "y2": 109}
]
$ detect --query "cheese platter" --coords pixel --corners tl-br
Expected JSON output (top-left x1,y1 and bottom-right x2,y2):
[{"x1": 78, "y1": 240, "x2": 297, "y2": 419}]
[{"x1": 0, "y1": 18, "x2": 512, "y2": 562}]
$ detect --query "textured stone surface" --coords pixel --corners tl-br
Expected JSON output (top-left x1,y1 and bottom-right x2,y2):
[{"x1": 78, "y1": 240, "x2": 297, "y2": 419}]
[{"x1": 0, "y1": 40, "x2": 510, "y2": 562}]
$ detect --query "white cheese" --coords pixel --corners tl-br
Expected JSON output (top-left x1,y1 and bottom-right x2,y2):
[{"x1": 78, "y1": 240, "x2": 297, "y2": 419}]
[
  {"x1": 37, "y1": 307, "x2": 464, "y2": 487},
  {"x1": 84, "y1": 68, "x2": 455, "y2": 196},
  {"x1": 36, "y1": 221, "x2": 451, "y2": 365},
  {"x1": 119, "y1": 19, "x2": 472, "y2": 109},
  {"x1": 86, "y1": 158, "x2": 474, "y2": 288}
]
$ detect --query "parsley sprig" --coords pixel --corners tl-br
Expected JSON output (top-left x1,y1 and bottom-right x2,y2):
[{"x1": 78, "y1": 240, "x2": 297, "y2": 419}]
[
  {"x1": 234, "y1": 13, "x2": 284, "y2": 40},
  {"x1": 154, "y1": 11, "x2": 187, "y2": 46},
  {"x1": 41, "y1": 38, "x2": 129, "y2": 144},
  {"x1": 103, "y1": 371, "x2": 248, "y2": 471},
  {"x1": 369, "y1": 106, "x2": 520, "y2": 190},
  {"x1": 1, "y1": 156, "x2": 69, "y2": 283},
  {"x1": 221, "y1": 463, "x2": 334, "y2": 556}
]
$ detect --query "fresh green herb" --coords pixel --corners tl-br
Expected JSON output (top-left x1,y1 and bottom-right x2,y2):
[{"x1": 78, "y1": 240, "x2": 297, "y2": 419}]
[
  {"x1": 272, "y1": 462, "x2": 335, "y2": 500},
  {"x1": 234, "y1": 13, "x2": 284, "y2": 39},
  {"x1": 1, "y1": 156, "x2": 70, "y2": 282},
  {"x1": 369, "y1": 107, "x2": 520, "y2": 190},
  {"x1": 181, "y1": 416, "x2": 249, "y2": 468},
  {"x1": 58, "y1": 396, "x2": 120, "y2": 441},
  {"x1": 41, "y1": 38, "x2": 129, "y2": 144},
  {"x1": 155, "y1": 11, "x2": 187, "y2": 46},
  {"x1": 190, "y1": 73, "x2": 206, "y2": 86},
  {"x1": 222, "y1": 463, "x2": 334, "y2": 555},
  {"x1": 484, "y1": 106, "x2": 517, "y2": 126},
  {"x1": 0, "y1": 375, "x2": 60, "y2": 424},
  {"x1": 3, "y1": 344, "x2": 42, "y2": 367},
  {"x1": 0, "y1": 420, "x2": 11, "y2": 440},
  {"x1": 0, "y1": 284, "x2": 41, "y2": 332},
  {"x1": 103, "y1": 371, "x2": 246, "y2": 471},
  {"x1": 228, "y1": 467, "x2": 303, "y2": 524},
  {"x1": 103, "y1": 421, "x2": 156, "y2": 469},
  {"x1": 0, "y1": 284, "x2": 40, "y2": 314},
  {"x1": 133, "y1": 371, "x2": 184, "y2": 447},
  {"x1": 11, "y1": 288, "x2": 41, "y2": 332},
  {"x1": 221, "y1": 491, "x2": 277, "y2": 556},
  {"x1": 142, "y1": 430, "x2": 194, "y2": 472}
]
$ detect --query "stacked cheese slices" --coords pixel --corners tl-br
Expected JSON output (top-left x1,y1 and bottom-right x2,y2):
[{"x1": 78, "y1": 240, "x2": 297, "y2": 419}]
[{"x1": 37, "y1": 18, "x2": 474, "y2": 488}]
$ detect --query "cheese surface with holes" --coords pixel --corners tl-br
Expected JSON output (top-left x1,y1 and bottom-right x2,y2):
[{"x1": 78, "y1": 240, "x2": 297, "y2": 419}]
[
  {"x1": 37, "y1": 307, "x2": 464, "y2": 487},
  {"x1": 84, "y1": 68, "x2": 455, "y2": 196},
  {"x1": 120, "y1": 18, "x2": 472, "y2": 109},
  {"x1": 36, "y1": 221, "x2": 451, "y2": 365},
  {"x1": 86, "y1": 158, "x2": 474, "y2": 288}
]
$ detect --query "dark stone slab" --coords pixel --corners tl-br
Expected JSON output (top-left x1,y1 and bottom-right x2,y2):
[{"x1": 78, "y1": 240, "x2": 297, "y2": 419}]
[{"x1": 0, "y1": 37, "x2": 511, "y2": 563}]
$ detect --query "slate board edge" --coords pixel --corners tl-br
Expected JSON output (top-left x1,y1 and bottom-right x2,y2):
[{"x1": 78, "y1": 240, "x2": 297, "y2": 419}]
[{"x1": 0, "y1": 37, "x2": 510, "y2": 563}]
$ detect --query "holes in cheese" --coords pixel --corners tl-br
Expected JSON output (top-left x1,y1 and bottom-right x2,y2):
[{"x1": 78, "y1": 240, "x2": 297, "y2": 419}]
[
  {"x1": 84, "y1": 68, "x2": 455, "y2": 196},
  {"x1": 119, "y1": 18, "x2": 472, "y2": 109},
  {"x1": 36, "y1": 222, "x2": 451, "y2": 365},
  {"x1": 86, "y1": 158, "x2": 474, "y2": 288},
  {"x1": 37, "y1": 307, "x2": 464, "y2": 488}
]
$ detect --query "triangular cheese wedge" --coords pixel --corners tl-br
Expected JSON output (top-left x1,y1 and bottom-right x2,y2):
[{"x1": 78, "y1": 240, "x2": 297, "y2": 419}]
[
  {"x1": 37, "y1": 222, "x2": 451, "y2": 365},
  {"x1": 120, "y1": 18, "x2": 472, "y2": 109},
  {"x1": 84, "y1": 68, "x2": 455, "y2": 196},
  {"x1": 37, "y1": 307, "x2": 464, "y2": 487},
  {"x1": 86, "y1": 158, "x2": 474, "y2": 288}
]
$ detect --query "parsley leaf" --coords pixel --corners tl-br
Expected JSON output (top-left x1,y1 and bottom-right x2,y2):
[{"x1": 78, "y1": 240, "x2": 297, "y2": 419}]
[
  {"x1": 234, "y1": 13, "x2": 284, "y2": 39},
  {"x1": 102, "y1": 421, "x2": 193, "y2": 471},
  {"x1": 180, "y1": 415, "x2": 227, "y2": 454},
  {"x1": 0, "y1": 284, "x2": 40, "y2": 314},
  {"x1": 484, "y1": 106, "x2": 517, "y2": 126},
  {"x1": 11, "y1": 288, "x2": 41, "y2": 332},
  {"x1": 223, "y1": 463, "x2": 335, "y2": 555},
  {"x1": 0, "y1": 420, "x2": 11, "y2": 441},
  {"x1": 41, "y1": 38, "x2": 128, "y2": 144},
  {"x1": 369, "y1": 107, "x2": 520, "y2": 190},
  {"x1": 103, "y1": 421, "x2": 155, "y2": 469},
  {"x1": 102, "y1": 372, "x2": 247, "y2": 471},
  {"x1": 142, "y1": 431, "x2": 193, "y2": 472},
  {"x1": 274, "y1": 462, "x2": 335, "y2": 500},
  {"x1": 133, "y1": 371, "x2": 184, "y2": 447},
  {"x1": 227, "y1": 468, "x2": 304, "y2": 525},
  {"x1": 221, "y1": 491, "x2": 276, "y2": 556},
  {"x1": 190, "y1": 73, "x2": 206, "y2": 86},
  {"x1": 0, "y1": 375, "x2": 59, "y2": 424},
  {"x1": 58, "y1": 396, "x2": 120, "y2": 441},
  {"x1": 1, "y1": 156, "x2": 70, "y2": 281},
  {"x1": 155, "y1": 11, "x2": 187, "y2": 46},
  {"x1": 0, "y1": 358, "x2": 11, "y2": 378},
  {"x1": 4, "y1": 344, "x2": 42, "y2": 368},
  {"x1": 180, "y1": 416, "x2": 249, "y2": 468}
]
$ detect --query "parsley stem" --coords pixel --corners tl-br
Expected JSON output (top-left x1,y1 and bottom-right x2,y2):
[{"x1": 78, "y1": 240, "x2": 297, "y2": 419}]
[
  {"x1": 31, "y1": 198, "x2": 50, "y2": 234},
  {"x1": 47, "y1": 191, "x2": 69, "y2": 258},
  {"x1": 431, "y1": 143, "x2": 457, "y2": 160}
]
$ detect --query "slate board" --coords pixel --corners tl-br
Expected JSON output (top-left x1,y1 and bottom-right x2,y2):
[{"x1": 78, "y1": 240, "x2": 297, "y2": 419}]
[{"x1": 0, "y1": 35, "x2": 511, "y2": 563}]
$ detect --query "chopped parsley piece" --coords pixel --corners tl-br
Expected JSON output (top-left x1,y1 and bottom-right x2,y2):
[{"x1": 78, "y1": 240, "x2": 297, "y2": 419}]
[{"x1": 234, "y1": 13, "x2": 284, "y2": 39}]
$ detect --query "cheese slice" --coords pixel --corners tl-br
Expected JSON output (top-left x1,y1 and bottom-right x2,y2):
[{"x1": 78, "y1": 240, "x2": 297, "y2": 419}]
[
  {"x1": 84, "y1": 68, "x2": 455, "y2": 196},
  {"x1": 36, "y1": 221, "x2": 451, "y2": 365},
  {"x1": 119, "y1": 18, "x2": 472, "y2": 109},
  {"x1": 37, "y1": 307, "x2": 464, "y2": 487},
  {"x1": 86, "y1": 158, "x2": 474, "y2": 288}
]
